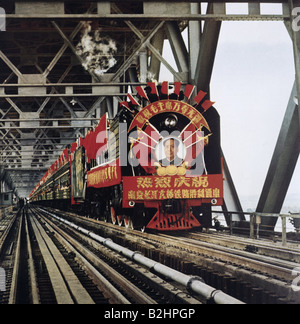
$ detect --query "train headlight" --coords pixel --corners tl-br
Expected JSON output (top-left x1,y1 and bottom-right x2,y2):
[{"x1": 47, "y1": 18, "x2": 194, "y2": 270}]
[
  {"x1": 211, "y1": 198, "x2": 218, "y2": 205},
  {"x1": 129, "y1": 201, "x2": 135, "y2": 207},
  {"x1": 164, "y1": 114, "x2": 178, "y2": 128}
]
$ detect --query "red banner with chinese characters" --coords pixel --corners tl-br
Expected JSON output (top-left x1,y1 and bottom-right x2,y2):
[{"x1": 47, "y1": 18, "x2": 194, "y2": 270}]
[
  {"x1": 123, "y1": 174, "x2": 223, "y2": 203},
  {"x1": 128, "y1": 100, "x2": 210, "y2": 132},
  {"x1": 87, "y1": 160, "x2": 122, "y2": 188}
]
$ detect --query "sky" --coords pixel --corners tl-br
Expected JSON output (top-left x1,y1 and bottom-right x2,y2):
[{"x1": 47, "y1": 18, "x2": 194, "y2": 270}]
[
  {"x1": 160, "y1": 4, "x2": 299, "y2": 209},
  {"x1": 211, "y1": 20, "x2": 297, "y2": 204}
]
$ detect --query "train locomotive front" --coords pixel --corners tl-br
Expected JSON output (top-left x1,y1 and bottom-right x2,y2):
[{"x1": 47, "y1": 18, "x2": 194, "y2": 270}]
[{"x1": 29, "y1": 83, "x2": 223, "y2": 232}]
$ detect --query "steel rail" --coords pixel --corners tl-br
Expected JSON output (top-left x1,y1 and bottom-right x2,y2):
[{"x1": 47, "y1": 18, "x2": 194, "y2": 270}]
[
  {"x1": 8, "y1": 214, "x2": 23, "y2": 304},
  {"x1": 161, "y1": 235, "x2": 296, "y2": 281},
  {"x1": 36, "y1": 209, "x2": 153, "y2": 304},
  {"x1": 86, "y1": 215, "x2": 296, "y2": 281},
  {"x1": 40, "y1": 208, "x2": 244, "y2": 304},
  {"x1": 188, "y1": 231, "x2": 300, "y2": 263},
  {"x1": 36, "y1": 206, "x2": 201, "y2": 304},
  {"x1": 24, "y1": 214, "x2": 40, "y2": 304},
  {"x1": 29, "y1": 212, "x2": 95, "y2": 304},
  {"x1": 47, "y1": 208, "x2": 300, "y2": 302}
]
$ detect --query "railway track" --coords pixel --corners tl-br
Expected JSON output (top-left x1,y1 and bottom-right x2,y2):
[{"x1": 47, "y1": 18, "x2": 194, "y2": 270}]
[
  {"x1": 4, "y1": 205, "x2": 233, "y2": 304},
  {"x1": 0, "y1": 208, "x2": 21, "y2": 304},
  {"x1": 40, "y1": 206, "x2": 300, "y2": 304},
  {"x1": 3, "y1": 204, "x2": 298, "y2": 304},
  {"x1": 37, "y1": 206, "x2": 242, "y2": 304}
]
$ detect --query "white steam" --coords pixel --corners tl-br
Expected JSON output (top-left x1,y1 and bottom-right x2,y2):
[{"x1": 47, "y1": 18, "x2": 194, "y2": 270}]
[
  {"x1": 76, "y1": 23, "x2": 118, "y2": 77},
  {"x1": 138, "y1": 71, "x2": 157, "y2": 83}
]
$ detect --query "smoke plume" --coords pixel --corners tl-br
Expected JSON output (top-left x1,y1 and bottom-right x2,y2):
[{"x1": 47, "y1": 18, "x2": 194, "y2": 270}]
[{"x1": 76, "y1": 23, "x2": 117, "y2": 77}]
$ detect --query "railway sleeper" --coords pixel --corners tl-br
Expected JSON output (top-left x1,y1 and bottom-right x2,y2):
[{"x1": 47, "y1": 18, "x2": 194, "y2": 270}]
[
  {"x1": 103, "y1": 232, "x2": 290, "y2": 304},
  {"x1": 38, "y1": 207, "x2": 298, "y2": 304},
  {"x1": 28, "y1": 212, "x2": 98, "y2": 304},
  {"x1": 52, "y1": 216, "x2": 202, "y2": 305},
  {"x1": 0, "y1": 211, "x2": 23, "y2": 304}
]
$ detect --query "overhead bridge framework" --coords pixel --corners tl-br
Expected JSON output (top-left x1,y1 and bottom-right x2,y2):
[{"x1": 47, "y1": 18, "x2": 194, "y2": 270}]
[{"x1": 0, "y1": 1, "x2": 299, "y2": 230}]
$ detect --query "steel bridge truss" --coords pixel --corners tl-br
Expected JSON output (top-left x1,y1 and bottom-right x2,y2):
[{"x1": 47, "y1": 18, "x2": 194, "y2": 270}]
[{"x1": 0, "y1": 1, "x2": 299, "y2": 230}]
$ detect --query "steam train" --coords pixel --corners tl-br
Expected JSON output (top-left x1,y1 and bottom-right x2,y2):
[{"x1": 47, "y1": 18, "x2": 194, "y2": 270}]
[{"x1": 29, "y1": 82, "x2": 223, "y2": 231}]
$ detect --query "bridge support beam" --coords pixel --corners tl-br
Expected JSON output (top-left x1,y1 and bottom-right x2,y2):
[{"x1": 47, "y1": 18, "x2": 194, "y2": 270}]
[
  {"x1": 257, "y1": 82, "x2": 300, "y2": 230},
  {"x1": 256, "y1": 2, "x2": 300, "y2": 230}
]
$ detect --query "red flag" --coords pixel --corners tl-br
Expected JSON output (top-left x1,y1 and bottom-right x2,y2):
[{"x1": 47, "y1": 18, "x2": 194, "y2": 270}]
[
  {"x1": 81, "y1": 114, "x2": 108, "y2": 162},
  {"x1": 120, "y1": 101, "x2": 136, "y2": 113},
  {"x1": 147, "y1": 82, "x2": 158, "y2": 96},
  {"x1": 120, "y1": 101, "x2": 129, "y2": 109},
  {"x1": 202, "y1": 100, "x2": 215, "y2": 111},
  {"x1": 184, "y1": 84, "x2": 195, "y2": 100},
  {"x1": 127, "y1": 93, "x2": 140, "y2": 106},
  {"x1": 63, "y1": 148, "x2": 69, "y2": 163},
  {"x1": 161, "y1": 81, "x2": 169, "y2": 97},
  {"x1": 79, "y1": 136, "x2": 85, "y2": 148},
  {"x1": 174, "y1": 82, "x2": 182, "y2": 97},
  {"x1": 136, "y1": 86, "x2": 149, "y2": 101},
  {"x1": 194, "y1": 90, "x2": 207, "y2": 104},
  {"x1": 71, "y1": 142, "x2": 78, "y2": 153},
  {"x1": 84, "y1": 131, "x2": 94, "y2": 162}
]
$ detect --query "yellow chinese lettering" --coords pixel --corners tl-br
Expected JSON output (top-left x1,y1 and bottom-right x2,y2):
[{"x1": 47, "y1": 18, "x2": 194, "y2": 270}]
[
  {"x1": 186, "y1": 109, "x2": 196, "y2": 119},
  {"x1": 143, "y1": 109, "x2": 152, "y2": 119},
  {"x1": 182, "y1": 190, "x2": 190, "y2": 199},
  {"x1": 165, "y1": 101, "x2": 173, "y2": 110},
  {"x1": 166, "y1": 189, "x2": 174, "y2": 199},
  {"x1": 192, "y1": 176, "x2": 209, "y2": 188},
  {"x1": 137, "y1": 177, "x2": 153, "y2": 189},
  {"x1": 150, "y1": 104, "x2": 158, "y2": 114},
  {"x1": 174, "y1": 190, "x2": 182, "y2": 199},
  {"x1": 136, "y1": 115, "x2": 146, "y2": 124},
  {"x1": 152, "y1": 190, "x2": 158, "y2": 199},
  {"x1": 128, "y1": 191, "x2": 136, "y2": 200},
  {"x1": 197, "y1": 189, "x2": 205, "y2": 198},
  {"x1": 205, "y1": 189, "x2": 213, "y2": 198},
  {"x1": 190, "y1": 189, "x2": 197, "y2": 199},
  {"x1": 155, "y1": 177, "x2": 171, "y2": 188},
  {"x1": 136, "y1": 191, "x2": 144, "y2": 200},
  {"x1": 144, "y1": 190, "x2": 152, "y2": 199},
  {"x1": 181, "y1": 105, "x2": 189, "y2": 114},
  {"x1": 213, "y1": 188, "x2": 220, "y2": 198},
  {"x1": 172, "y1": 102, "x2": 181, "y2": 112},
  {"x1": 174, "y1": 177, "x2": 191, "y2": 188},
  {"x1": 159, "y1": 190, "x2": 166, "y2": 199},
  {"x1": 157, "y1": 102, "x2": 165, "y2": 112}
]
